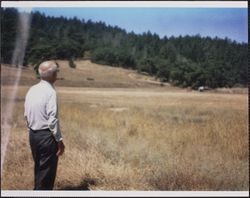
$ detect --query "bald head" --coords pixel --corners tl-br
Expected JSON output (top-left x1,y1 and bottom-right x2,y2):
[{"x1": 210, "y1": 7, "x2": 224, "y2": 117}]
[{"x1": 38, "y1": 61, "x2": 59, "y2": 78}]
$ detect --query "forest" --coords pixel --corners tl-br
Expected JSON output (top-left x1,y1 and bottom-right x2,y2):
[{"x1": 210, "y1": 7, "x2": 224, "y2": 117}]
[{"x1": 1, "y1": 8, "x2": 248, "y2": 89}]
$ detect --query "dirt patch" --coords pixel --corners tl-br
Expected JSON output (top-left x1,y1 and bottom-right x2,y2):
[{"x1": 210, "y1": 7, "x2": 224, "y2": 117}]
[{"x1": 108, "y1": 107, "x2": 129, "y2": 112}]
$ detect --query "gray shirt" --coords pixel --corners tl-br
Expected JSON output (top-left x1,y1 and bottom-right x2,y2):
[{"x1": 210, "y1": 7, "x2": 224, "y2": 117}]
[{"x1": 24, "y1": 80, "x2": 63, "y2": 142}]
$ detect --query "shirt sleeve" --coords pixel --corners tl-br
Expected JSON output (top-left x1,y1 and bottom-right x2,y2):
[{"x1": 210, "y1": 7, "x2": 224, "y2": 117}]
[
  {"x1": 24, "y1": 96, "x2": 27, "y2": 118},
  {"x1": 47, "y1": 91, "x2": 63, "y2": 142},
  {"x1": 24, "y1": 95, "x2": 29, "y2": 128}
]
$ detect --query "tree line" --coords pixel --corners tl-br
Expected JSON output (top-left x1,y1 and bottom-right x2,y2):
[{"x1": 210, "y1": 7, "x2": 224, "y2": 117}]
[{"x1": 1, "y1": 8, "x2": 248, "y2": 88}]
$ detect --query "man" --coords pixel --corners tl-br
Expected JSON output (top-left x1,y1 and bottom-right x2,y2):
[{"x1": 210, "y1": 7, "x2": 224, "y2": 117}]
[{"x1": 24, "y1": 60, "x2": 65, "y2": 190}]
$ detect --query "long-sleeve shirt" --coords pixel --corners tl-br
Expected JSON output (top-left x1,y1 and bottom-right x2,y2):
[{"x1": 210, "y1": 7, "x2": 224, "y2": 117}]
[{"x1": 24, "y1": 80, "x2": 63, "y2": 142}]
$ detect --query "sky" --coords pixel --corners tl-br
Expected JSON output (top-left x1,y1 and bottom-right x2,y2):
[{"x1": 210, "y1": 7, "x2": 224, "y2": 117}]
[{"x1": 21, "y1": 7, "x2": 248, "y2": 43}]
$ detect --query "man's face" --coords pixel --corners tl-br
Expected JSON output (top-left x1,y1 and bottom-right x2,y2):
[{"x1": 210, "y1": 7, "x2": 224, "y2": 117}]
[
  {"x1": 51, "y1": 70, "x2": 58, "y2": 84},
  {"x1": 51, "y1": 64, "x2": 59, "y2": 84}
]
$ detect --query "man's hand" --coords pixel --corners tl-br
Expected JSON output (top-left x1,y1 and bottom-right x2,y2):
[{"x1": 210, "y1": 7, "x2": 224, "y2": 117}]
[{"x1": 57, "y1": 140, "x2": 65, "y2": 156}]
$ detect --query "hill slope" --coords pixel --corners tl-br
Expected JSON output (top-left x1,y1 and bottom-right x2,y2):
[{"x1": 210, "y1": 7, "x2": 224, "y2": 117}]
[
  {"x1": 1, "y1": 60, "x2": 178, "y2": 89},
  {"x1": 1, "y1": 8, "x2": 248, "y2": 89}
]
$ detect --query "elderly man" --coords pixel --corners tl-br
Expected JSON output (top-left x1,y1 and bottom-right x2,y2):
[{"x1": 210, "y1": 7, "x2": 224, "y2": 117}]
[{"x1": 24, "y1": 60, "x2": 65, "y2": 190}]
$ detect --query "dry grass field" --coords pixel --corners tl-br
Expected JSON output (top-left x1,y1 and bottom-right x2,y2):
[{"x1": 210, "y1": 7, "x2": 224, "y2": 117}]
[{"x1": 1, "y1": 61, "x2": 248, "y2": 190}]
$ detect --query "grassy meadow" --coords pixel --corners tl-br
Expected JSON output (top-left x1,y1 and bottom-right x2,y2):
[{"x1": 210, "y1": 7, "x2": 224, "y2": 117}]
[{"x1": 1, "y1": 62, "x2": 249, "y2": 190}]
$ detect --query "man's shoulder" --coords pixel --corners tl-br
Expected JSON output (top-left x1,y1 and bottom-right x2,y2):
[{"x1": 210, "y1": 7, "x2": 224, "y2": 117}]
[
  {"x1": 27, "y1": 83, "x2": 39, "y2": 92},
  {"x1": 40, "y1": 80, "x2": 56, "y2": 92},
  {"x1": 27, "y1": 81, "x2": 56, "y2": 95}
]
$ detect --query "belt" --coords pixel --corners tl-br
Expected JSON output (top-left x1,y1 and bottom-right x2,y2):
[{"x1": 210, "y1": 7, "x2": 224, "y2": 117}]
[{"x1": 29, "y1": 128, "x2": 50, "y2": 133}]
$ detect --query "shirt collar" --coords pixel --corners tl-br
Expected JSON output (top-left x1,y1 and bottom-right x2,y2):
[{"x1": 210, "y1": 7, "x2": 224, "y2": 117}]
[{"x1": 40, "y1": 80, "x2": 54, "y2": 89}]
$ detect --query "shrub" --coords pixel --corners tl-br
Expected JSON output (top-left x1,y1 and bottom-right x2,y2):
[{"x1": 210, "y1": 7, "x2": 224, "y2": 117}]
[{"x1": 69, "y1": 58, "x2": 76, "y2": 68}]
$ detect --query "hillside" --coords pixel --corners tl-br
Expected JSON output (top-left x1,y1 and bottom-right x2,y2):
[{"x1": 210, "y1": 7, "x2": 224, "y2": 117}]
[
  {"x1": 1, "y1": 8, "x2": 248, "y2": 89},
  {"x1": 1, "y1": 60, "x2": 180, "y2": 90}
]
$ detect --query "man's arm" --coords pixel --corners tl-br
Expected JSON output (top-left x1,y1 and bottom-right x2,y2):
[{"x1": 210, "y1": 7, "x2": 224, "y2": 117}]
[{"x1": 47, "y1": 91, "x2": 65, "y2": 156}]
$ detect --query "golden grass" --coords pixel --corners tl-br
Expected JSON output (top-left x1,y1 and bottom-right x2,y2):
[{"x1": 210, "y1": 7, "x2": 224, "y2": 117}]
[{"x1": 1, "y1": 85, "x2": 248, "y2": 190}]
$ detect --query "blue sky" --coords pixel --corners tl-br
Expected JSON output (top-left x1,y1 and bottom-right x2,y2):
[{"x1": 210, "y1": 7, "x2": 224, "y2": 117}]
[{"x1": 30, "y1": 7, "x2": 248, "y2": 43}]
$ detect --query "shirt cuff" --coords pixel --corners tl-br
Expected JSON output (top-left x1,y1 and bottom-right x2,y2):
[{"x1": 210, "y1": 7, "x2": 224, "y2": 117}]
[
  {"x1": 57, "y1": 137, "x2": 63, "y2": 142},
  {"x1": 51, "y1": 129, "x2": 63, "y2": 142}
]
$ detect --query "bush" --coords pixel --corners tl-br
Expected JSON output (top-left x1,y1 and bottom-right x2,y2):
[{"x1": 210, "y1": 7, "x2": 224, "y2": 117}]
[{"x1": 69, "y1": 58, "x2": 76, "y2": 68}]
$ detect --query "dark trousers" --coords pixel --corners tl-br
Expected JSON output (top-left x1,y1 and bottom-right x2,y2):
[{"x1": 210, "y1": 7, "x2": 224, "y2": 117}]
[{"x1": 29, "y1": 128, "x2": 58, "y2": 190}]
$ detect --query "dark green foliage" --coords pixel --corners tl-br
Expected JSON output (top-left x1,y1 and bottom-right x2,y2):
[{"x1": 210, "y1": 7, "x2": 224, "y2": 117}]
[
  {"x1": 155, "y1": 58, "x2": 171, "y2": 82},
  {"x1": 1, "y1": 8, "x2": 248, "y2": 89},
  {"x1": 92, "y1": 47, "x2": 116, "y2": 66},
  {"x1": 138, "y1": 58, "x2": 158, "y2": 75},
  {"x1": 1, "y1": 8, "x2": 18, "y2": 63},
  {"x1": 91, "y1": 47, "x2": 136, "y2": 69},
  {"x1": 160, "y1": 43, "x2": 177, "y2": 63}
]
